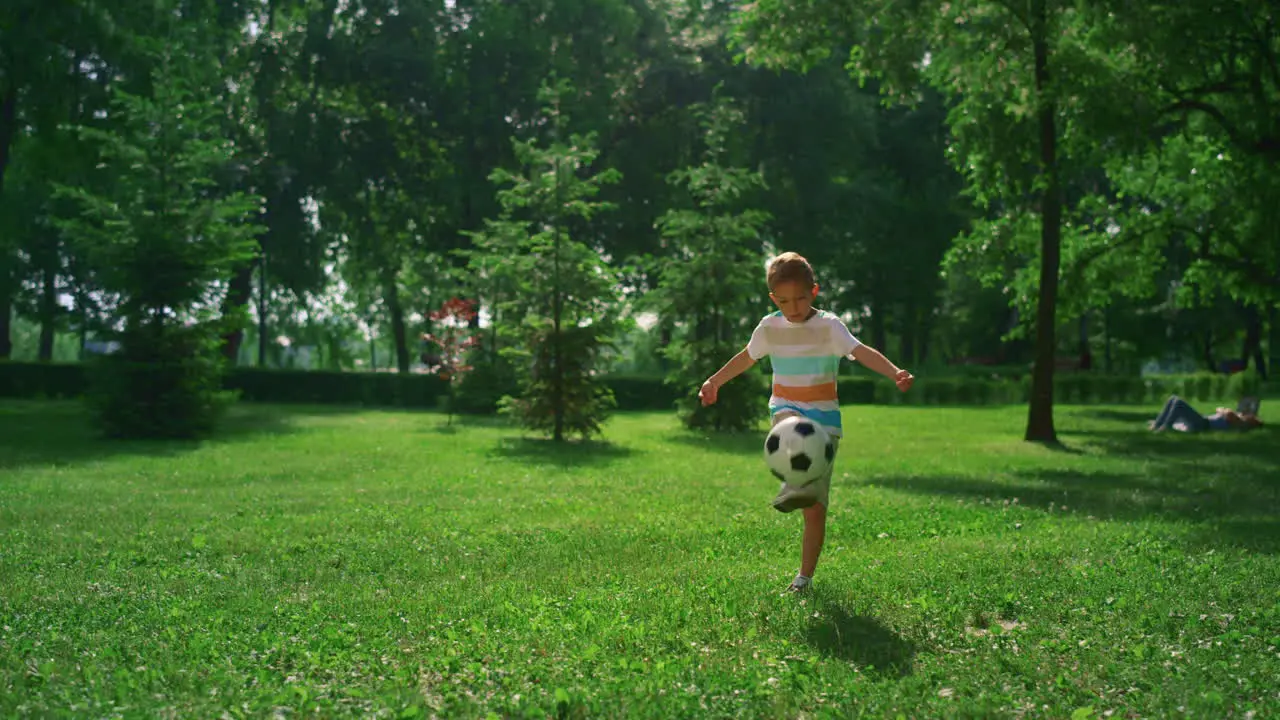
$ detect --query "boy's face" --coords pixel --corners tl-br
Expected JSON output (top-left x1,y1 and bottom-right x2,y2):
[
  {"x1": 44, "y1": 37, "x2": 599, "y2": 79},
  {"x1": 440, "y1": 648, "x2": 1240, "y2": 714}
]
[{"x1": 769, "y1": 281, "x2": 818, "y2": 323}]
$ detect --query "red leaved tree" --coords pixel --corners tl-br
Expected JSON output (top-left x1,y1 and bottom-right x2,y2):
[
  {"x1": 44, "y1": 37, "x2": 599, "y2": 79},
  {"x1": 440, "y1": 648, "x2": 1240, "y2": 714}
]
[{"x1": 422, "y1": 298, "x2": 480, "y2": 425}]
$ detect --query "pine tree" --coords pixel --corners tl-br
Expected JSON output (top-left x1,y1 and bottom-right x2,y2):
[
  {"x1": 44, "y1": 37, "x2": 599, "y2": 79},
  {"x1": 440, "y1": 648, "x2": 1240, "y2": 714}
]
[
  {"x1": 55, "y1": 23, "x2": 262, "y2": 438},
  {"x1": 649, "y1": 96, "x2": 771, "y2": 431},
  {"x1": 465, "y1": 79, "x2": 624, "y2": 442}
]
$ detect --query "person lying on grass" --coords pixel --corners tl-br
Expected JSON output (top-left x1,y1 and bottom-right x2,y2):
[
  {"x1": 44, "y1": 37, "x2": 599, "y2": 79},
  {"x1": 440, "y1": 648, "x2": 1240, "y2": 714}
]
[
  {"x1": 1148, "y1": 394, "x2": 1264, "y2": 433},
  {"x1": 697, "y1": 251, "x2": 913, "y2": 594}
]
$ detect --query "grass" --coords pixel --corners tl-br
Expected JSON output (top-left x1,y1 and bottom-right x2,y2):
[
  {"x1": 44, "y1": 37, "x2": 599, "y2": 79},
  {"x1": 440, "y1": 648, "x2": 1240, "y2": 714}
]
[{"x1": 1, "y1": 399, "x2": 1278, "y2": 719}]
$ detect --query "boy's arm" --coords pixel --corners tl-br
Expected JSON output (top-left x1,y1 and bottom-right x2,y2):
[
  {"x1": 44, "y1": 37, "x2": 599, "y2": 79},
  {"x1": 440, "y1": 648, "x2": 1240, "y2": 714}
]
[
  {"x1": 850, "y1": 345, "x2": 900, "y2": 378},
  {"x1": 699, "y1": 348, "x2": 757, "y2": 406},
  {"x1": 850, "y1": 345, "x2": 914, "y2": 391},
  {"x1": 709, "y1": 348, "x2": 756, "y2": 388}
]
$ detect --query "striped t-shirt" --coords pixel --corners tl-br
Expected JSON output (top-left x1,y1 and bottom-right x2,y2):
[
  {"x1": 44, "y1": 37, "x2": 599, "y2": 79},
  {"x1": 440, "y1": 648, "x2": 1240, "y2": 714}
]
[{"x1": 746, "y1": 310, "x2": 862, "y2": 437}]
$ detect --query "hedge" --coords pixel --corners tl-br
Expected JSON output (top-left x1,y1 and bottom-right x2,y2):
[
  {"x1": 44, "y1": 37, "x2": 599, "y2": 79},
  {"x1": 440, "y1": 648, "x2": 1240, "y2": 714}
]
[{"x1": 0, "y1": 361, "x2": 1265, "y2": 411}]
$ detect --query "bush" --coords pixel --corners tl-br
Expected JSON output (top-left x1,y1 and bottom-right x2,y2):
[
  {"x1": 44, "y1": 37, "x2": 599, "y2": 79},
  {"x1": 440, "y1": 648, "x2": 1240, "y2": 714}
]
[
  {"x1": 1, "y1": 363, "x2": 1267, "y2": 413},
  {"x1": 609, "y1": 374, "x2": 682, "y2": 412},
  {"x1": 227, "y1": 368, "x2": 449, "y2": 407},
  {"x1": 499, "y1": 325, "x2": 617, "y2": 440},
  {"x1": 449, "y1": 358, "x2": 520, "y2": 415},
  {"x1": 0, "y1": 361, "x2": 87, "y2": 399},
  {"x1": 87, "y1": 324, "x2": 235, "y2": 440}
]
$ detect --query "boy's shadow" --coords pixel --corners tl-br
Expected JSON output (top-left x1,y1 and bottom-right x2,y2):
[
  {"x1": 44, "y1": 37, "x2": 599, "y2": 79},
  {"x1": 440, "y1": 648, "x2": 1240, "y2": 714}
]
[{"x1": 804, "y1": 596, "x2": 916, "y2": 677}]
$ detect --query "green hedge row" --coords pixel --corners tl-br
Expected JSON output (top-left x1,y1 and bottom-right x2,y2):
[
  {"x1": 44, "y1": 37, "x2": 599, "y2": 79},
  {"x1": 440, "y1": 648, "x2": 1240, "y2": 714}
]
[
  {"x1": 835, "y1": 370, "x2": 1264, "y2": 406},
  {"x1": 0, "y1": 362, "x2": 684, "y2": 412},
  {"x1": 0, "y1": 361, "x2": 1264, "y2": 411}
]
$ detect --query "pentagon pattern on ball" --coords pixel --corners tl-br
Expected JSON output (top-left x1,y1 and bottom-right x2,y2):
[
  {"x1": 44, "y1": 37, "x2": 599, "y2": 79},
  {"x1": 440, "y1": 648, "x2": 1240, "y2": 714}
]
[{"x1": 762, "y1": 415, "x2": 833, "y2": 487}]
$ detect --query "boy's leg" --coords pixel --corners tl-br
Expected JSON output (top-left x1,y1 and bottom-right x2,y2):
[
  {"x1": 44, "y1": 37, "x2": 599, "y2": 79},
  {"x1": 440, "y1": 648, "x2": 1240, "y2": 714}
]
[
  {"x1": 771, "y1": 411, "x2": 817, "y2": 512},
  {"x1": 799, "y1": 502, "x2": 827, "y2": 579},
  {"x1": 790, "y1": 436, "x2": 838, "y2": 591}
]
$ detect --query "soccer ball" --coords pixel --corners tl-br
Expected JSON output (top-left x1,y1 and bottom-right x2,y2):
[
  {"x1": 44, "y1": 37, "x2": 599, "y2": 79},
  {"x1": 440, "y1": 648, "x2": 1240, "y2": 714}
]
[{"x1": 764, "y1": 415, "x2": 835, "y2": 486}]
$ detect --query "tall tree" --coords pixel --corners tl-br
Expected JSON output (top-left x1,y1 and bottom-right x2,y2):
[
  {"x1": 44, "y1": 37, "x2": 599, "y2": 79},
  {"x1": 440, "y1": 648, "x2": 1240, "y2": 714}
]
[
  {"x1": 54, "y1": 21, "x2": 262, "y2": 438},
  {"x1": 735, "y1": 0, "x2": 1131, "y2": 442},
  {"x1": 0, "y1": 0, "x2": 122, "y2": 359},
  {"x1": 646, "y1": 94, "x2": 771, "y2": 431},
  {"x1": 465, "y1": 79, "x2": 623, "y2": 442},
  {"x1": 219, "y1": 0, "x2": 342, "y2": 365}
]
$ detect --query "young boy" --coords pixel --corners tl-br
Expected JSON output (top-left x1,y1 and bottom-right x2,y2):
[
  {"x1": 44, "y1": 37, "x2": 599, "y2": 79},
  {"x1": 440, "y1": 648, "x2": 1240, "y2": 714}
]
[{"x1": 697, "y1": 252, "x2": 914, "y2": 593}]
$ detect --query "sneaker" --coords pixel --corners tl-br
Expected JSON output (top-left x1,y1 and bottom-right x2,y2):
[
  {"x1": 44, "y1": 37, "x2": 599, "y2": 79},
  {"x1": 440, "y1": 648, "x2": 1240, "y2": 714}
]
[
  {"x1": 787, "y1": 575, "x2": 812, "y2": 593},
  {"x1": 772, "y1": 483, "x2": 819, "y2": 513}
]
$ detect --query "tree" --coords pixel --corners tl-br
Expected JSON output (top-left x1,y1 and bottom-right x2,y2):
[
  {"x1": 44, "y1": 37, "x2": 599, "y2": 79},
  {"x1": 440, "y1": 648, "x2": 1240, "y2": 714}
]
[
  {"x1": 422, "y1": 297, "x2": 481, "y2": 426},
  {"x1": 646, "y1": 94, "x2": 770, "y2": 431},
  {"x1": 735, "y1": 0, "x2": 1132, "y2": 442},
  {"x1": 218, "y1": 0, "x2": 346, "y2": 366},
  {"x1": 54, "y1": 24, "x2": 262, "y2": 438},
  {"x1": 464, "y1": 79, "x2": 623, "y2": 442},
  {"x1": 0, "y1": 0, "x2": 126, "y2": 359}
]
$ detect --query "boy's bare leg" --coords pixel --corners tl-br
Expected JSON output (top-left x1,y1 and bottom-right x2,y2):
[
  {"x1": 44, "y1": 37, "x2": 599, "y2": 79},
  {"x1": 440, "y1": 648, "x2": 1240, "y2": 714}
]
[{"x1": 800, "y1": 502, "x2": 827, "y2": 578}]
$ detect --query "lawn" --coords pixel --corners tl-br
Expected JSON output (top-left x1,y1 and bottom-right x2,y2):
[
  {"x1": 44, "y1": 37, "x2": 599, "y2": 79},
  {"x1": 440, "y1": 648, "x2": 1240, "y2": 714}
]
[{"x1": 1, "y1": 399, "x2": 1278, "y2": 718}]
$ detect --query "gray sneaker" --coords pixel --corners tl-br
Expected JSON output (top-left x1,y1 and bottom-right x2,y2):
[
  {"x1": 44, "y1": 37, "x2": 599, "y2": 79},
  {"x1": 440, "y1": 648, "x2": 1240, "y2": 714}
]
[
  {"x1": 787, "y1": 575, "x2": 812, "y2": 593},
  {"x1": 772, "y1": 483, "x2": 819, "y2": 513}
]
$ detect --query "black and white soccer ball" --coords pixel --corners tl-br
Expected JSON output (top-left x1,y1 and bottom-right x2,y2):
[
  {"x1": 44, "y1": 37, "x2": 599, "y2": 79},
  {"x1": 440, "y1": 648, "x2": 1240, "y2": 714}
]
[{"x1": 763, "y1": 415, "x2": 835, "y2": 486}]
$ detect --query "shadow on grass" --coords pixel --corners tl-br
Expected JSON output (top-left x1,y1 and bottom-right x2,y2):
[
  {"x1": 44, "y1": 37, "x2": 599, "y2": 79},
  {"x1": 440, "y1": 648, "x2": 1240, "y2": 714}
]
[
  {"x1": 488, "y1": 437, "x2": 638, "y2": 469},
  {"x1": 419, "y1": 414, "x2": 515, "y2": 433},
  {"x1": 664, "y1": 430, "x2": 765, "y2": 457},
  {"x1": 0, "y1": 400, "x2": 303, "y2": 471},
  {"x1": 1027, "y1": 439, "x2": 1087, "y2": 455},
  {"x1": 877, "y1": 462, "x2": 1280, "y2": 552},
  {"x1": 1077, "y1": 409, "x2": 1156, "y2": 424},
  {"x1": 804, "y1": 599, "x2": 916, "y2": 677},
  {"x1": 1070, "y1": 425, "x2": 1280, "y2": 465}
]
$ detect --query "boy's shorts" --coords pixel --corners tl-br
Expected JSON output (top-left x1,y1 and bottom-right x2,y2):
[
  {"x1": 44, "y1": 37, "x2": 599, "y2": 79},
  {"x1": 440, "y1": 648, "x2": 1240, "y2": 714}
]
[{"x1": 772, "y1": 411, "x2": 841, "y2": 509}]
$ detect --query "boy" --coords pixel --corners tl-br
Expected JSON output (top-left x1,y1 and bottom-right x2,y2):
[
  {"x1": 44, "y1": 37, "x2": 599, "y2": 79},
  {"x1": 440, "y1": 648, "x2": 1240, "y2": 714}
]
[{"x1": 697, "y1": 252, "x2": 913, "y2": 593}]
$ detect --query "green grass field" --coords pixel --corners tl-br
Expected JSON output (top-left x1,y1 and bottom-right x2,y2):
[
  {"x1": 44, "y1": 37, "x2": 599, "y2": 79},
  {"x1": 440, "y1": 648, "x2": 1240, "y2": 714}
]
[{"x1": 2, "y1": 399, "x2": 1278, "y2": 718}]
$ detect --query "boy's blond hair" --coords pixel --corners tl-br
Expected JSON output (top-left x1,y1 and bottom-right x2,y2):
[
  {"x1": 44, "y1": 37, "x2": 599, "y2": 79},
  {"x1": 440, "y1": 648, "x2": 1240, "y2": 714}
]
[{"x1": 766, "y1": 252, "x2": 816, "y2": 290}]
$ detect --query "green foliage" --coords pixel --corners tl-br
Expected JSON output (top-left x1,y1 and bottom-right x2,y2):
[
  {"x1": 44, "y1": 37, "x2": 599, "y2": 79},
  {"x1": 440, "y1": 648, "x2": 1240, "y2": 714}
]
[
  {"x1": 227, "y1": 367, "x2": 450, "y2": 408},
  {"x1": 464, "y1": 79, "x2": 625, "y2": 441},
  {"x1": 87, "y1": 323, "x2": 238, "y2": 439},
  {"x1": 0, "y1": 361, "x2": 87, "y2": 398},
  {"x1": 498, "y1": 324, "x2": 617, "y2": 440},
  {"x1": 52, "y1": 26, "x2": 263, "y2": 438},
  {"x1": 1102, "y1": 134, "x2": 1280, "y2": 307},
  {"x1": 449, "y1": 345, "x2": 521, "y2": 415},
  {"x1": 647, "y1": 96, "x2": 770, "y2": 431}
]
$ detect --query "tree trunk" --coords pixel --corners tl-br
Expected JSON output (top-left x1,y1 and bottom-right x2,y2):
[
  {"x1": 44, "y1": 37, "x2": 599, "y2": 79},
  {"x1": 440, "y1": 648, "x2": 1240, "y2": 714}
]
[
  {"x1": 1103, "y1": 305, "x2": 1113, "y2": 373},
  {"x1": 659, "y1": 320, "x2": 672, "y2": 373},
  {"x1": 220, "y1": 260, "x2": 256, "y2": 362},
  {"x1": 383, "y1": 267, "x2": 410, "y2": 373},
  {"x1": 1077, "y1": 312, "x2": 1091, "y2": 371},
  {"x1": 0, "y1": 85, "x2": 18, "y2": 360},
  {"x1": 0, "y1": 294, "x2": 10, "y2": 360},
  {"x1": 1026, "y1": 9, "x2": 1062, "y2": 444},
  {"x1": 1242, "y1": 303, "x2": 1266, "y2": 380},
  {"x1": 1202, "y1": 328, "x2": 1215, "y2": 372},
  {"x1": 869, "y1": 291, "x2": 888, "y2": 353},
  {"x1": 1269, "y1": 305, "x2": 1278, "y2": 382},
  {"x1": 37, "y1": 253, "x2": 57, "y2": 361},
  {"x1": 917, "y1": 306, "x2": 934, "y2": 366},
  {"x1": 899, "y1": 301, "x2": 916, "y2": 367},
  {"x1": 552, "y1": 161, "x2": 565, "y2": 443},
  {"x1": 257, "y1": 249, "x2": 269, "y2": 366}
]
